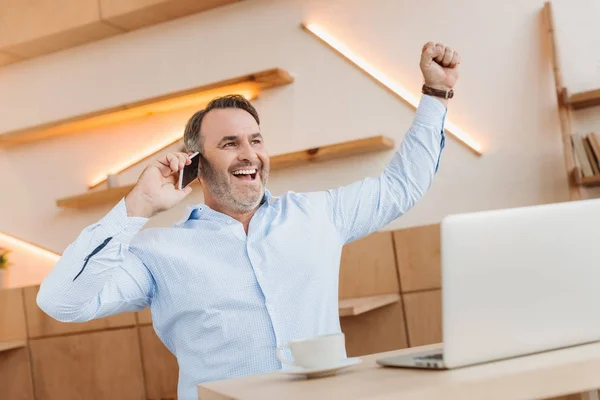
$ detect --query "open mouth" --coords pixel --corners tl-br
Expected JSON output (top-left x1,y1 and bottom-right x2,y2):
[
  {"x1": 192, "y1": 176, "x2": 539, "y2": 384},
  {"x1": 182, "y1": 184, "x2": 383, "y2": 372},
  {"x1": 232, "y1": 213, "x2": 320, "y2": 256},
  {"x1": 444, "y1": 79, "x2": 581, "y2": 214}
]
[{"x1": 231, "y1": 168, "x2": 258, "y2": 181}]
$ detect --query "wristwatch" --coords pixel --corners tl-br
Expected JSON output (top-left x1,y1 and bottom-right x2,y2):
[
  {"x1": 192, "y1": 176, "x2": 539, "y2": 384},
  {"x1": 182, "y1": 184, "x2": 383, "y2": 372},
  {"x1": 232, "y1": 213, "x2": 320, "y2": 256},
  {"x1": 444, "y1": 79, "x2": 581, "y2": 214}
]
[{"x1": 422, "y1": 84, "x2": 454, "y2": 99}]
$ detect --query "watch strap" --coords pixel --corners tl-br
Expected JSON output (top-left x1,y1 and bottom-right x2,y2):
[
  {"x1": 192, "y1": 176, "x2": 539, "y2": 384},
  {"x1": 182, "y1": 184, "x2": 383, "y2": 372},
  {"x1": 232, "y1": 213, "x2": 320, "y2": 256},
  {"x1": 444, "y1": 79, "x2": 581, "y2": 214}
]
[{"x1": 422, "y1": 85, "x2": 454, "y2": 99}]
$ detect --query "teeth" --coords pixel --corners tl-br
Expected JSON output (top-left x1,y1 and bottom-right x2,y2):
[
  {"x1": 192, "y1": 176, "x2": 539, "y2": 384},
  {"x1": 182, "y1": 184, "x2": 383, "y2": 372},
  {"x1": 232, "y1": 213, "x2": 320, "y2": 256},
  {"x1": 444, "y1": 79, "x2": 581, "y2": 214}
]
[{"x1": 232, "y1": 169, "x2": 257, "y2": 175}]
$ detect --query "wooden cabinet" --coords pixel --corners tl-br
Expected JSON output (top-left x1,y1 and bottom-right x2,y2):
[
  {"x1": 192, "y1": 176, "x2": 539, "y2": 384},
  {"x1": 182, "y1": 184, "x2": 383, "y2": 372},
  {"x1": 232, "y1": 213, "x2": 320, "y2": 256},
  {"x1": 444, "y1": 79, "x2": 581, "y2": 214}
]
[
  {"x1": 0, "y1": 287, "x2": 27, "y2": 342},
  {"x1": 0, "y1": 347, "x2": 35, "y2": 400},
  {"x1": 393, "y1": 223, "x2": 441, "y2": 293},
  {"x1": 341, "y1": 300, "x2": 408, "y2": 357},
  {"x1": 139, "y1": 326, "x2": 179, "y2": 400},
  {"x1": 339, "y1": 232, "x2": 405, "y2": 356},
  {"x1": 23, "y1": 285, "x2": 136, "y2": 338},
  {"x1": 29, "y1": 328, "x2": 146, "y2": 400},
  {"x1": 137, "y1": 307, "x2": 153, "y2": 325},
  {"x1": 339, "y1": 231, "x2": 399, "y2": 299},
  {"x1": 403, "y1": 290, "x2": 442, "y2": 347}
]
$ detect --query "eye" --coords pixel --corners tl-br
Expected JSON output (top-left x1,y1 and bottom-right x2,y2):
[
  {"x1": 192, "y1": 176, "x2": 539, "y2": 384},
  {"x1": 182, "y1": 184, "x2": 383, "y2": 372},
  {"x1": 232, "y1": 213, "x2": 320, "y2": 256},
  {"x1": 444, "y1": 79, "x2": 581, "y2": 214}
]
[
  {"x1": 223, "y1": 142, "x2": 236, "y2": 148},
  {"x1": 251, "y1": 139, "x2": 262, "y2": 145}
]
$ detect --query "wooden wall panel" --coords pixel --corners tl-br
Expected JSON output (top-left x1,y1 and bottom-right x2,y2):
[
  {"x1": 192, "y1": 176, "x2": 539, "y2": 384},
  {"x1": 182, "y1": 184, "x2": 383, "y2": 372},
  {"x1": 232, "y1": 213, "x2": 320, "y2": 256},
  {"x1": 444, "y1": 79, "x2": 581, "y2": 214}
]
[
  {"x1": 403, "y1": 290, "x2": 442, "y2": 347},
  {"x1": 137, "y1": 307, "x2": 153, "y2": 325},
  {"x1": 99, "y1": 0, "x2": 239, "y2": 31},
  {"x1": 0, "y1": 287, "x2": 27, "y2": 342},
  {"x1": 29, "y1": 328, "x2": 145, "y2": 400},
  {"x1": 339, "y1": 231, "x2": 399, "y2": 299},
  {"x1": 139, "y1": 325, "x2": 178, "y2": 400},
  {"x1": 0, "y1": 0, "x2": 123, "y2": 58},
  {"x1": 393, "y1": 224, "x2": 441, "y2": 293},
  {"x1": 0, "y1": 0, "x2": 241, "y2": 63},
  {"x1": 23, "y1": 285, "x2": 136, "y2": 338},
  {"x1": 340, "y1": 301, "x2": 408, "y2": 357},
  {"x1": 0, "y1": 347, "x2": 35, "y2": 400}
]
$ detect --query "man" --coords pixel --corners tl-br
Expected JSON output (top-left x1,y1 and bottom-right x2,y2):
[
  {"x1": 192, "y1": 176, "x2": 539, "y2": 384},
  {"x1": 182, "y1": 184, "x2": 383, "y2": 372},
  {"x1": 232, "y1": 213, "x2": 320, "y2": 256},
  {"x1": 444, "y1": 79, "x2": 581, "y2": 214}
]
[{"x1": 37, "y1": 42, "x2": 459, "y2": 399}]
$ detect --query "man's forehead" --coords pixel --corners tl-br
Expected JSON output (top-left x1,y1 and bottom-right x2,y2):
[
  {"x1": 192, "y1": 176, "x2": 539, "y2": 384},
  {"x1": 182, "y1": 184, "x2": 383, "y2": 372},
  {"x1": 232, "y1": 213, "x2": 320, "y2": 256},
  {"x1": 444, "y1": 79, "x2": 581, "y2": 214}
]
[{"x1": 201, "y1": 108, "x2": 260, "y2": 143}]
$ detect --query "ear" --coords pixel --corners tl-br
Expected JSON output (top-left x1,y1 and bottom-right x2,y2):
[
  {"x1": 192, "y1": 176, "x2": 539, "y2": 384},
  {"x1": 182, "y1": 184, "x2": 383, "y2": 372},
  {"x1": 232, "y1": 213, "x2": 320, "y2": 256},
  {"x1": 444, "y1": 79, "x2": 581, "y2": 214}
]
[{"x1": 195, "y1": 160, "x2": 203, "y2": 186}]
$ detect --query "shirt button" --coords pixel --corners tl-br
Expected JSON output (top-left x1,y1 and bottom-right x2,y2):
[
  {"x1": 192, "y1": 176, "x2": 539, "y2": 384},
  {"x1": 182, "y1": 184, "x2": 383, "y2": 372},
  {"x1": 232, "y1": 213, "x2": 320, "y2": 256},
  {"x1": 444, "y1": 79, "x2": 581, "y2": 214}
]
[{"x1": 227, "y1": 220, "x2": 233, "y2": 225}]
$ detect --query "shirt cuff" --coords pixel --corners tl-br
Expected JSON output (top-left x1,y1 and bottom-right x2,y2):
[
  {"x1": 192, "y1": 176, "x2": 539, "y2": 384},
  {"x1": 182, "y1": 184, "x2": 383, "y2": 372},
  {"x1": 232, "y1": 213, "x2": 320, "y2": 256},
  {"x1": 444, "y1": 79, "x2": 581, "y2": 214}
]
[
  {"x1": 413, "y1": 94, "x2": 447, "y2": 134},
  {"x1": 98, "y1": 197, "x2": 149, "y2": 243}
]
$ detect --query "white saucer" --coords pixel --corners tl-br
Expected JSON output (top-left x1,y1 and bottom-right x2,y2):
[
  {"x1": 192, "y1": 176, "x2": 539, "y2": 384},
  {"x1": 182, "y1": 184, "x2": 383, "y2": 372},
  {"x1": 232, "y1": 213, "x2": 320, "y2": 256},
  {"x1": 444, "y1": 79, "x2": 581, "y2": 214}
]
[{"x1": 282, "y1": 357, "x2": 362, "y2": 378}]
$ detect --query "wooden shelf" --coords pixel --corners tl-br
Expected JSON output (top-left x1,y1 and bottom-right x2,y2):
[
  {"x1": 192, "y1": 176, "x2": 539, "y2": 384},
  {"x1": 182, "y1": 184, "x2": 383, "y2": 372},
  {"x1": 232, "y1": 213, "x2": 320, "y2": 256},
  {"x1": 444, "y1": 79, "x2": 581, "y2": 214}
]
[
  {"x1": 338, "y1": 293, "x2": 400, "y2": 317},
  {"x1": 0, "y1": 68, "x2": 293, "y2": 147},
  {"x1": 573, "y1": 167, "x2": 600, "y2": 187},
  {"x1": 271, "y1": 135, "x2": 395, "y2": 170},
  {"x1": 56, "y1": 185, "x2": 135, "y2": 209},
  {"x1": 56, "y1": 135, "x2": 395, "y2": 208},
  {"x1": 569, "y1": 89, "x2": 600, "y2": 110},
  {"x1": 0, "y1": 340, "x2": 26, "y2": 353}
]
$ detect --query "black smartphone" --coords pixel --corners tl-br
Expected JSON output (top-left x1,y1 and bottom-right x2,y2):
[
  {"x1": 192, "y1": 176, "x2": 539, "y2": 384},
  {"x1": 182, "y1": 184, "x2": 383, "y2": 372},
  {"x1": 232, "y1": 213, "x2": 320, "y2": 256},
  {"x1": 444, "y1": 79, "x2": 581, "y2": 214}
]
[{"x1": 178, "y1": 152, "x2": 200, "y2": 190}]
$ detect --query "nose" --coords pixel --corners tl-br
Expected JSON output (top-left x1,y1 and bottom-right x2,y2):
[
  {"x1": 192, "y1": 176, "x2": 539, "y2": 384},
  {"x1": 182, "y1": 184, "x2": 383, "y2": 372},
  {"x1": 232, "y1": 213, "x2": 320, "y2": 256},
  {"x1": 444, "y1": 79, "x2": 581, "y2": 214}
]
[{"x1": 237, "y1": 140, "x2": 258, "y2": 164}]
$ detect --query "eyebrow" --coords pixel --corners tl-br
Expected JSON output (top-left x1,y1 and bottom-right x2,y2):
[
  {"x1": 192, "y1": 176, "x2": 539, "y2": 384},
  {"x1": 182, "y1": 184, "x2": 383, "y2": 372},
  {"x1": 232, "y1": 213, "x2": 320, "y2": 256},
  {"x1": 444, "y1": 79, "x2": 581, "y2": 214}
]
[{"x1": 217, "y1": 133, "x2": 262, "y2": 146}]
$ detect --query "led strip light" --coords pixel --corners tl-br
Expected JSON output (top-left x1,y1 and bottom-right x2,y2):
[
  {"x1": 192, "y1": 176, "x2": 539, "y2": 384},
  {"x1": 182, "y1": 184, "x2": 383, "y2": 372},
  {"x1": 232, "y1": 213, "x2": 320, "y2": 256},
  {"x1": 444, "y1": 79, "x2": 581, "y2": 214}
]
[
  {"x1": 302, "y1": 23, "x2": 482, "y2": 156},
  {"x1": 0, "y1": 232, "x2": 61, "y2": 263}
]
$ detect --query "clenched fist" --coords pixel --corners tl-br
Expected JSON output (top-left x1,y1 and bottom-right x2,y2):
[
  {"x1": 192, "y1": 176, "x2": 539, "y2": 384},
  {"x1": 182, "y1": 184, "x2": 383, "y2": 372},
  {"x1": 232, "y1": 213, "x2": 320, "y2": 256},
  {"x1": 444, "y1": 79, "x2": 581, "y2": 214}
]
[{"x1": 420, "y1": 42, "x2": 461, "y2": 94}]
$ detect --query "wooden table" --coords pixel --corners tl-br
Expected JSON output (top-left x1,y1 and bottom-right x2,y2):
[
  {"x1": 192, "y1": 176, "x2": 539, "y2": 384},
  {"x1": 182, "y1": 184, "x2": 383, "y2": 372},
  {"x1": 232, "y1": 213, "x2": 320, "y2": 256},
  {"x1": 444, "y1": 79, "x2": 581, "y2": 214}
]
[{"x1": 197, "y1": 342, "x2": 600, "y2": 400}]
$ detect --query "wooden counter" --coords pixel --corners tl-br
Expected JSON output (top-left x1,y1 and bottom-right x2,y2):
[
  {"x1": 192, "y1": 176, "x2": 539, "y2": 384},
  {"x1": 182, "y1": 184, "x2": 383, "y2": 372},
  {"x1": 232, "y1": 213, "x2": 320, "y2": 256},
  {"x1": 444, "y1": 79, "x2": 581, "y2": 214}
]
[{"x1": 197, "y1": 342, "x2": 600, "y2": 400}]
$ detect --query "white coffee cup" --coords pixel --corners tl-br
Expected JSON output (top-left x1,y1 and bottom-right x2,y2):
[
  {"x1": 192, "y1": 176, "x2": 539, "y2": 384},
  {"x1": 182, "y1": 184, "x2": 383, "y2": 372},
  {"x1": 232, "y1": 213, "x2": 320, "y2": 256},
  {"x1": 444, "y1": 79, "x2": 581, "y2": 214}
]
[{"x1": 276, "y1": 333, "x2": 346, "y2": 369}]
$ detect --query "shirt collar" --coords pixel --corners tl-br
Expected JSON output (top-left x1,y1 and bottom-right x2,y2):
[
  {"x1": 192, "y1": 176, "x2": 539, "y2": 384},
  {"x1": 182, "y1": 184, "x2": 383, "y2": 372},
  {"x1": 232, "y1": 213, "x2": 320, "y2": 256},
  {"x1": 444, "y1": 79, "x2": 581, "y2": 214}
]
[{"x1": 175, "y1": 188, "x2": 275, "y2": 225}]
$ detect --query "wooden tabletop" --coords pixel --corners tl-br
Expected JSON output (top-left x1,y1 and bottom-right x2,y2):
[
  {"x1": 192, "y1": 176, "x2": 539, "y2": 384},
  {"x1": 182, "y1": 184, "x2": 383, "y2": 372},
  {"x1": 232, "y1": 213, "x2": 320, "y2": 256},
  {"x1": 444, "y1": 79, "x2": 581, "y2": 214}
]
[{"x1": 197, "y1": 342, "x2": 600, "y2": 400}]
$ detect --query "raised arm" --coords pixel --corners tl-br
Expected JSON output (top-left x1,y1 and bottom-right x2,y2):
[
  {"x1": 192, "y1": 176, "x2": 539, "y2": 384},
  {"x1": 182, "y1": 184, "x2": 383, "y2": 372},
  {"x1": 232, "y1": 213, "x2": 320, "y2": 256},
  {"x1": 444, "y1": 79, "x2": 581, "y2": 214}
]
[
  {"x1": 37, "y1": 200, "x2": 154, "y2": 321},
  {"x1": 306, "y1": 42, "x2": 460, "y2": 244},
  {"x1": 38, "y1": 151, "x2": 195, "y2": 321}
]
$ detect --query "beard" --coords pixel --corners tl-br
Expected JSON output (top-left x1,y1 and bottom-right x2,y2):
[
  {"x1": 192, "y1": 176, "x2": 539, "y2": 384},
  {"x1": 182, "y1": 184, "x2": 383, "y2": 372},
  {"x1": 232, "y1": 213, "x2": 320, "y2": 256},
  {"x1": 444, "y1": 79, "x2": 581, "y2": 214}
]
[{"x1": 199, "y1": 154, "x2": 269, "y2": 214}]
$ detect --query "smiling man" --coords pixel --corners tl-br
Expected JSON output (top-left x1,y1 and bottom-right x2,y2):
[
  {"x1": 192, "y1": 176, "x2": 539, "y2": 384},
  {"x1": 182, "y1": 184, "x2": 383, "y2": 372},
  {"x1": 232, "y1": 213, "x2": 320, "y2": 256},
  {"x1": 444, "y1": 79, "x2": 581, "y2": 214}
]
[
  {"x1": 180, "y1": 97, "x2": 270, "y2": 233},
  {"x1": 37, "y1": 42, "x2": 460, "y2": 400}
]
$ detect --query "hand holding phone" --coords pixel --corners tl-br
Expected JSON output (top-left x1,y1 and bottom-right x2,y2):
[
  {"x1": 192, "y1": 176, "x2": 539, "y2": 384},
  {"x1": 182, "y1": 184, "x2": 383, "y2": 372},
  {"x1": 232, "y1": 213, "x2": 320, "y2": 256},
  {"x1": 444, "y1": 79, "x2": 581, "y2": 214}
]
[
  {"x1": 178, "y1": 151, "x2": 200, "y2": 190},
  {"x1": 125, "y1": 151, "x2": 196, "y2": 218}
]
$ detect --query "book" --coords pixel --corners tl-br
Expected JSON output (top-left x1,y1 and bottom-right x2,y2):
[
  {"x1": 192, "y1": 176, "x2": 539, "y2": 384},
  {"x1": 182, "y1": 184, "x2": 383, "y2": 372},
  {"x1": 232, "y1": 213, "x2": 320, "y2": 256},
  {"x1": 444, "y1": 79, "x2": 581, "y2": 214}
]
[
  {"x1": 572, "y1": 133, "x2": 594, "y2": 177},
  {"x1": 583, "y1": 135, "x2": 599, "y2": 175}
]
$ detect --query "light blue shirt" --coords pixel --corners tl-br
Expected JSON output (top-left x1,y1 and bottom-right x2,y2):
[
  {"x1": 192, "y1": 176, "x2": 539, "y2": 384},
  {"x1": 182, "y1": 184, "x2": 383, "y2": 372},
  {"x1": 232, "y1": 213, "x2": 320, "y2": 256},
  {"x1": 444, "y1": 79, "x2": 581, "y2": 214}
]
[{"x1": 37, "y1": 95, "x2": 446, "y2": 400}]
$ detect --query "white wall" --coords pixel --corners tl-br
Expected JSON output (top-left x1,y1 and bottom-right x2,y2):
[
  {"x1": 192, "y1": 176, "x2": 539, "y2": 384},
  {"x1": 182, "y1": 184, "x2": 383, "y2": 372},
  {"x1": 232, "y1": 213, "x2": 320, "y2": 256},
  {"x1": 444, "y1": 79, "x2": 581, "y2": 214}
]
[{"x1": 0, "y1": 0, "x2": 598, "y2": 287}]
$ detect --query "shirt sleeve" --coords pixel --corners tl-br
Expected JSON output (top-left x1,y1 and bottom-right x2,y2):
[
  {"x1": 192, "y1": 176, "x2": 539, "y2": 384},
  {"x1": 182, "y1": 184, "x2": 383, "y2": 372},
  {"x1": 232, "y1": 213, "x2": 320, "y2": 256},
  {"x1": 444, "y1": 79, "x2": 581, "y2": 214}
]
[
  {"x1": 306, "y1": 94, "x2": 447, "y2": 244},
  {"x1": 37, "y1": 198, "x2": 155, "y2": 322}
]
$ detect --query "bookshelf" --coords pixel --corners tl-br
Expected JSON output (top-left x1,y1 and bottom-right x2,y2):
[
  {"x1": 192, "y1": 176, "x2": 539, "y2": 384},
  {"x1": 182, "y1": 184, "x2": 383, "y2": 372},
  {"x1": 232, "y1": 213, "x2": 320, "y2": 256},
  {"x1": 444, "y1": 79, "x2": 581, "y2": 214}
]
[
  {"x1": 56, "y1": 135, "x2": 396, "y2": 209},
  {"x1": 544, "y1": 2, "x2": 600, "y2": 201}
]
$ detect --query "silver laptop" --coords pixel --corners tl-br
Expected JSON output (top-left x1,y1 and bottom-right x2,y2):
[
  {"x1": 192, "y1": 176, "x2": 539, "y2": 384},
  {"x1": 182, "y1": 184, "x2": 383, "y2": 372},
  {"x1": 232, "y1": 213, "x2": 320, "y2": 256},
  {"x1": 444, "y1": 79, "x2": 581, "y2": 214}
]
[{"x1": 377, "y1": 198, "x2": 600, "y2": 370}]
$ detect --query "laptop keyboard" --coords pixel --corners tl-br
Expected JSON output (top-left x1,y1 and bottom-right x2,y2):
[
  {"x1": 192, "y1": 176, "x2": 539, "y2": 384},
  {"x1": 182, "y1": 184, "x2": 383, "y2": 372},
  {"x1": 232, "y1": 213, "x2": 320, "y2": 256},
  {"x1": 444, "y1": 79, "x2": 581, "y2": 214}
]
[{"x1": 416, "y1": 353, "x2": 443, "y2": 360}]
